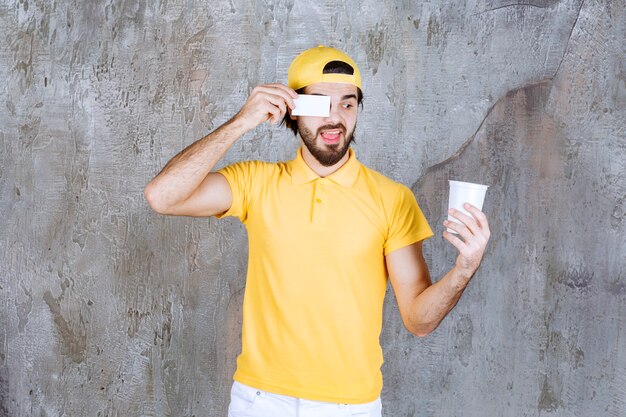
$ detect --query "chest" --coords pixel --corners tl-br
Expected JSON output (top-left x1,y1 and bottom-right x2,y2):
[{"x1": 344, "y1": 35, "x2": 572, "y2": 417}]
[{"x1": 246, "y1": 179, "x2": 388, "y2": 259}]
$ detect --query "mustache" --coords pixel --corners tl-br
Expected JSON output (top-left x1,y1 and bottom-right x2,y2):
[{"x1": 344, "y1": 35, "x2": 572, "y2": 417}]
[{"x1": 316, "y1": 124, "x2": 346, "y2": 136}]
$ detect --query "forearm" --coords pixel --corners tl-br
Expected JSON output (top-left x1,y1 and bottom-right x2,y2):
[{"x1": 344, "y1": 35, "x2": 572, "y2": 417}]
[
  {"x1": 407, "y1": 265, "x2": 474, "y2": 337},
  {"x1": 389, "y1": 208, "x2": 490, "y2": 338},
  {"x1": 144, "y1": 116, "x2": 248, "y2": 211}
]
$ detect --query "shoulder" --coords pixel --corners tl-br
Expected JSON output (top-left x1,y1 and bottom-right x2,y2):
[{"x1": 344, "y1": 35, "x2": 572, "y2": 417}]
[
  {"x1": 358, "y1": 163, "x2": 407, "y2": 198},
  {"x1": 356, "y1": 164, "x2": 422, "y2": 223},
  {"x1": 218, "y1": 159, "x2": 286, "y2": 177},
  {"x1": 219, "y1": 159, "x2": 279, "y2": 170}
]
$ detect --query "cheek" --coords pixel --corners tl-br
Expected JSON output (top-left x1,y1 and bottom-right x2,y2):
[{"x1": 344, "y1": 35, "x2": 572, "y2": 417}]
[
  {"x1": 298, "y1": 119, "x2": 320, "y2": 134},
  {"x1": 296, "y1": 117, "x2": 309, "y2": 128},
  {"x1": 345, "y1": 114, "x2": 357, "y2": 130}
]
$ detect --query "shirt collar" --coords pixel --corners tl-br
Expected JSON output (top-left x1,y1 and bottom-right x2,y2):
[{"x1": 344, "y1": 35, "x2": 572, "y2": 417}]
[{"x1": 289, "y1": 147, "x2": 360, "y2": 188}]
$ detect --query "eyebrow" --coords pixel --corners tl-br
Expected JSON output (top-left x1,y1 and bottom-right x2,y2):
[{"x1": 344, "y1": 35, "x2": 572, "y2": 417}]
[{"x1": 310, "y1": 93, "x2": 357, "y2": 101}]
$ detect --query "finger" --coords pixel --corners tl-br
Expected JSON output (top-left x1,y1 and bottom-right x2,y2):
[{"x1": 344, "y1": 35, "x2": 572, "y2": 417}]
[
  {"x1": 265, "y1": 95, "x2": 287, "y2": 116},
  {"x1": 266, "y1": 107, "x2": 281, "y2": 125},
  {"x1": 444, "y1": 219, "x2": 474, "y2": 242},
  {"x1": 448, "y1": 208, "x2": 480, "y2": 235},
  {"x1": 463, "y1": 203, "x2": 489, "y2": 232},
  {"x1": 265, "y1": 101, "x2": 284, "y2": 125},
  {"x1": 443, "y1": 229, "x2": 467, "y2": 253},
  {"x1": 254, "y1": 91, "x2": 286, "y2": 117},
  {"x1": 255, "y1": 85, "x2": 297, "y2": 109},
  {"x1": 264, "y1": 83, "x2": 299, "y2": 99},
  {"x1": 252, "y1": 97, "x2": 280, "y2": 125},
  {"x1": 267, "y1": 99, "x2": 288, "y2": 125}
]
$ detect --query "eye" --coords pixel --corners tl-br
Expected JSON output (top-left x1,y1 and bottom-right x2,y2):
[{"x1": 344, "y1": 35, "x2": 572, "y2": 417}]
[{"x1": 342, "y1": 103, "x2": 354, "y2": 109}]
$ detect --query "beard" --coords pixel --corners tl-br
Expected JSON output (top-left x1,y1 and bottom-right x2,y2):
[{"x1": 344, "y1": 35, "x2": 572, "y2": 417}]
[{"x1": 297, "y1": 121, "x2": 356, "y2": 167}]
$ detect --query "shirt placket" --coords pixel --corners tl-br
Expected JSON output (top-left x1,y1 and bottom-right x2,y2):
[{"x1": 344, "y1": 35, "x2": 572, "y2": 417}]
[{"x1": 311, "y1": 179, "x2": 327, "y2": 224}]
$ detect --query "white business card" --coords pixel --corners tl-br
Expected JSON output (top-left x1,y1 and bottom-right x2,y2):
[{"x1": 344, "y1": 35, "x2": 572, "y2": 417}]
[{"x1": 292, "y1": 95, "x2": 330, "y2": 117}]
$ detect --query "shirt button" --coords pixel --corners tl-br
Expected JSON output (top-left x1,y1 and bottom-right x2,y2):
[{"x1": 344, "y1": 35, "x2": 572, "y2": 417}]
[
  {"x1": 256, "y1": 391, "x2": 261, "y2": 396},
  {"x1": 316, "y1": 198, "x2": 322, "y2": 203}
]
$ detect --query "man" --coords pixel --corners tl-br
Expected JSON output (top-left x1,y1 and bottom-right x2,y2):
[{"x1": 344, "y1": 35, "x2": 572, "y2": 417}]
[{"x1": 144, "y1": 45, "x2": 490, "y2": 417}]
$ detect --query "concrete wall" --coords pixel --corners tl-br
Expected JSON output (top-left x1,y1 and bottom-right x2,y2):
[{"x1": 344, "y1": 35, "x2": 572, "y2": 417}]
[{"x1": 1, "y1": 0, "x2": 624, "y2": 416}]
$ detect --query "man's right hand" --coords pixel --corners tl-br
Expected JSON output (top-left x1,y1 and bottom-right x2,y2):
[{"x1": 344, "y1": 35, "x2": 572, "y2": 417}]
[
  {"x1": 145, "y1": 83, "x2": 298, "y2": 217},
  {"x1": 233, "y1": 83, "x2": 298, "y2": 131}
]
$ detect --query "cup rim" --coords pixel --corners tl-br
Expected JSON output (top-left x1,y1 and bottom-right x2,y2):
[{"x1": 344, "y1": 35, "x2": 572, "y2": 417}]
[{"x1": 449, "y1": 180, "x2": 489, "y2": 190}]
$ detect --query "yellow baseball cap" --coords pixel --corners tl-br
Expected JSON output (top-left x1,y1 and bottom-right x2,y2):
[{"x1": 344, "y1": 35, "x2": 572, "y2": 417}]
[{"x1": 288, "y1": 45, "x2": 362, "y2": 91}]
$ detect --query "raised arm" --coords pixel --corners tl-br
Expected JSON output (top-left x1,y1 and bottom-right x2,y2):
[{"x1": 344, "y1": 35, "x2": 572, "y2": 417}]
[
  {"x1": 144, "y1": 83, "x2": 297, "y2": 217},
  {"x1": 386, "y1": 204, "x2": 490, "y2": 337}
]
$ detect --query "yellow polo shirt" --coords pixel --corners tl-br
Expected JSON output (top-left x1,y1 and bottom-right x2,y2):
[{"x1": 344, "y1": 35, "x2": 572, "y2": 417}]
[{"x1": 216, "y1": 148, "x2": 433, "y2": 403}]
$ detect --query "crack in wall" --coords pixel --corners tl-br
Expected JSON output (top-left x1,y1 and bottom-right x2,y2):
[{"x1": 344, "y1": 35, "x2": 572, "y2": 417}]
[
  {"x1": 415, "y1": 0, "x2": 585, "y2": 186},
  {"x1": 410, "y1": 79, "x2": 551, "y2": 190},
  {"x1": 551, "y1": 0, "x2": 586, "y2": 79},
  {"x1": 473, "y1": 2, "x2": 553, "y2": 16}
]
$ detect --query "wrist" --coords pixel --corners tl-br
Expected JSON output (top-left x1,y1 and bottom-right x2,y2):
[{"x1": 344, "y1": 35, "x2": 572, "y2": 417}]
[
  {"x1": 450, "y1": 264, "x2": 475, "y2": 288},
  {"x1": 226, "y1": 112, "x2": 255, "y2": 136}
]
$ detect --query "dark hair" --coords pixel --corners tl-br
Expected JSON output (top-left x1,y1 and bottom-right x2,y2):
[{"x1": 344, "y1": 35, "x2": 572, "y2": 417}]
[{"x1": 282, "y1": 60, "x2": 364, "y2": 136}]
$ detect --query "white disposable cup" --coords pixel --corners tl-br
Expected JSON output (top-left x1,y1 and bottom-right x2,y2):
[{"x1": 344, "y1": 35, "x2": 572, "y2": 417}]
[{"x1": 447, "y1": 180, "x2": 489, "y2": 234}]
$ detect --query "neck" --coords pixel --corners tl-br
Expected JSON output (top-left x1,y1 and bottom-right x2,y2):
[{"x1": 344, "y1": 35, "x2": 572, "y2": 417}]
[{"x1": 300, "y1": 145, "x2": 351, "y2": 177}]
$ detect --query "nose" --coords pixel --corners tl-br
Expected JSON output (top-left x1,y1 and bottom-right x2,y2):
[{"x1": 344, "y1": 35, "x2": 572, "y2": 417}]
[{"x1": 323, "y1": 101, "x2": 341, "y2": 124}]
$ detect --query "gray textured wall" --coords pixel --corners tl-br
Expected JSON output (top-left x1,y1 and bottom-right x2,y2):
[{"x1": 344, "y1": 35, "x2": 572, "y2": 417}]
[{"x1": 1, "y1": 0, "x2": 624, "y2": 416}]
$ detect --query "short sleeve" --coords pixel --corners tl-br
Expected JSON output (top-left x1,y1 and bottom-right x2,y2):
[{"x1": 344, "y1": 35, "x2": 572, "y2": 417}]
[
  {"x1": 383, "y1": 184, "x2": 434, "y2": 255},
  {"x1": 215, "y1": 161, "x2": 259, "y2": 222}
]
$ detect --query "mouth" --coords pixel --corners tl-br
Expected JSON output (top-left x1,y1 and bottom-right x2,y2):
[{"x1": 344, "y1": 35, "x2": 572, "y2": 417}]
[{"x1": 319, "y1": 129, "x2": 343, "y2": 145}]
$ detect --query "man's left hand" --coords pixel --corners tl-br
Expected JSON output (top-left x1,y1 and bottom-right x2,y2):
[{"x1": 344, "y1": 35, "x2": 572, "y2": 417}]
[{"x1": 443, "y1": 203, "x2": 491, "y2": 275}]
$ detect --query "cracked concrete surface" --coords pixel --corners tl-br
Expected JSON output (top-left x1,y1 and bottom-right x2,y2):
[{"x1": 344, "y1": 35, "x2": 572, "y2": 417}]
[
  {"x1": 1, "y1": 0, "x2": 624, "y2": 416},
  {"x1": 551, "y1": 0, "x2": 586, "y2": 78},
  {"x1": 473, "y1": 1, "x2": 561, "y2": 15}
]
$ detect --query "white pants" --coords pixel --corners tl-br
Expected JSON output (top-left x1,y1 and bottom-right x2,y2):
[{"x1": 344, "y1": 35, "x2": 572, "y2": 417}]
[{"x1": 227, "y1": 381, "x2": 382, "y2": 417}]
